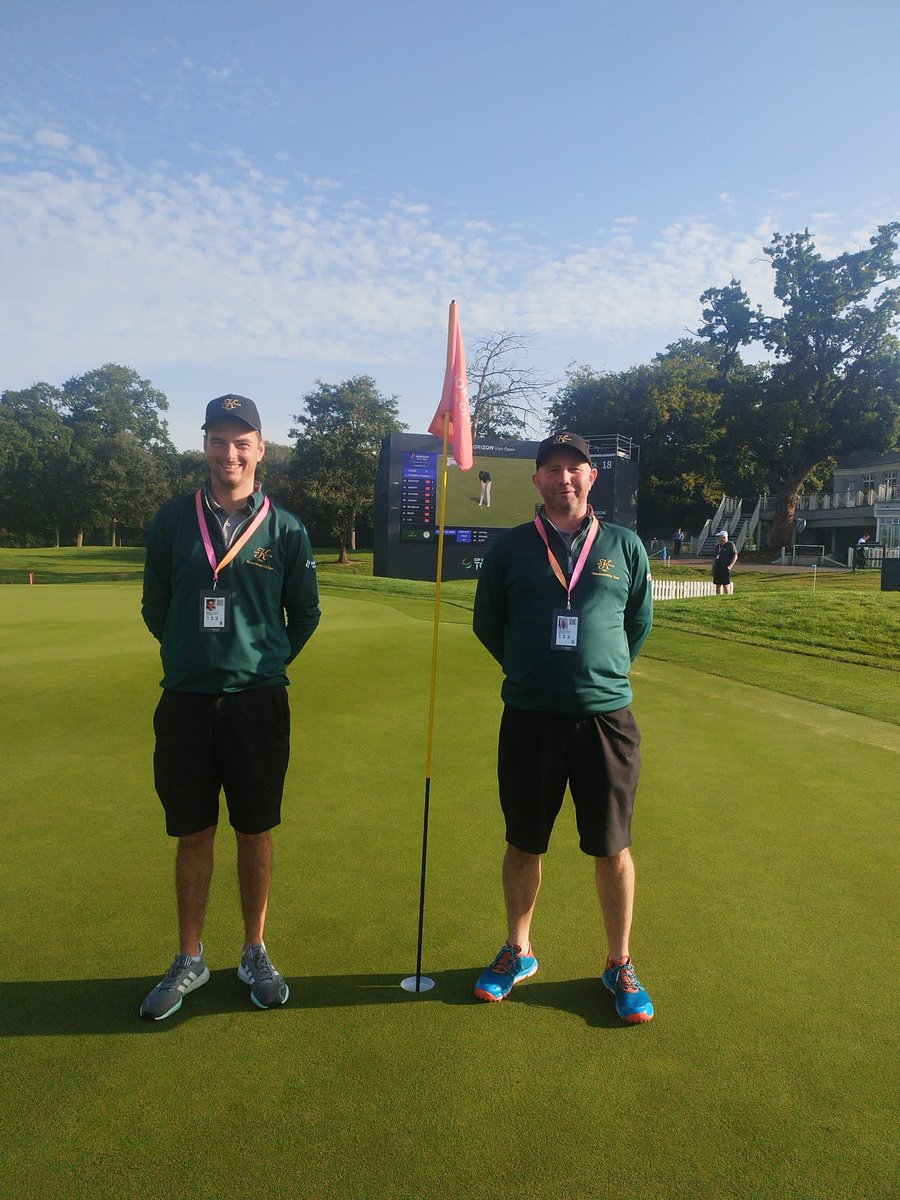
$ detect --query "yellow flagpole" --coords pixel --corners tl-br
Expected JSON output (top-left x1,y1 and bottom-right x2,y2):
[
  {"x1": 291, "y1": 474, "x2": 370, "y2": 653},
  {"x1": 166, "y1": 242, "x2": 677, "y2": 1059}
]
[
  {"x1": 402, "y1": 303, "x2": 456, "y2": 995},
  {"x1": 425, "y1": 409, "x2": 451, "y2": 778}
]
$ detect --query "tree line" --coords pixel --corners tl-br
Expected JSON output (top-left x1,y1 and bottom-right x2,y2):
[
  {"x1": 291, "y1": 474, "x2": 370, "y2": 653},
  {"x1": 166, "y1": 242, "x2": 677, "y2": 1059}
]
[
  {"x1": 552, "y1": 224, "x2": 900, "y2": 544},
  {"x1": 2, "y1": 225, "x2": 898, "y2": 550},
  {"x1": 0, "y1": 366, "x2": 405, "y2": 556}
]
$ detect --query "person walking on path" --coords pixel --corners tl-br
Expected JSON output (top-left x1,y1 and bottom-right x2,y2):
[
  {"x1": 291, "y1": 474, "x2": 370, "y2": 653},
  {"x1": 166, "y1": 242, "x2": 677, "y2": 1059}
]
[
  {"x1": 139, "y1": 394, "x2": 320, "y2": 1020},
  {"x1": 472, "y1": 432, "x2": 655, "y2": 1023},
  {"x1": 712, "y1": 529, "x2": 738, "y2": 594}
]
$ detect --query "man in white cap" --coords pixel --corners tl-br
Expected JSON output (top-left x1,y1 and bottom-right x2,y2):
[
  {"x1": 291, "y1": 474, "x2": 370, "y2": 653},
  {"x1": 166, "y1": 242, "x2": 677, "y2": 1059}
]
[{"x1": 712, "y1": 530, "x2": 738, "y2": 594}]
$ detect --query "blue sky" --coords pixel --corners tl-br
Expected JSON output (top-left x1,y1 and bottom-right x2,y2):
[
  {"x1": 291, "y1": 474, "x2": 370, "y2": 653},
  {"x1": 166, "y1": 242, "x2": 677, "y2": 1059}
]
[{"x1": 2, "y1": 0, "x2": 898, "y2": 450}]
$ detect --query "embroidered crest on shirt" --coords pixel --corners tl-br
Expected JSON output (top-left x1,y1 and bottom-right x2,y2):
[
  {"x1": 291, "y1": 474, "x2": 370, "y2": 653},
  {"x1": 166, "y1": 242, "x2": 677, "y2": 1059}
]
[
  {"x1": 591, "y1": 557, "x2": 620, "y2": 580},
  {"x1": 248, "y1": 546, "x2": 275, "y2": 570}
]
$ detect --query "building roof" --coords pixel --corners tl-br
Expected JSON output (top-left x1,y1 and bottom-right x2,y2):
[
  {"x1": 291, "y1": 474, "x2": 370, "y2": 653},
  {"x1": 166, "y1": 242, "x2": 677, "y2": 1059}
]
[{"x1": 834, "y1": 450, "x2": 900, "y2": 471}]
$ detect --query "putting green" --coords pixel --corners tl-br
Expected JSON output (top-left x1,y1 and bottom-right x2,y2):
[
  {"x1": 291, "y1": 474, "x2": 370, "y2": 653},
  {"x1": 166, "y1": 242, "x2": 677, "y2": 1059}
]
[{"x1": 0, "y1": 583, "x2": 895, "y2": 1200}]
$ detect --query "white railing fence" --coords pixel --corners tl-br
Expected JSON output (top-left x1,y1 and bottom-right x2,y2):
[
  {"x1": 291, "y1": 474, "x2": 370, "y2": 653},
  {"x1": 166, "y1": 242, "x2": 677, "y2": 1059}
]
[
  {"x1": 652, "y1": 579, "x2": 716, "y2": 601},
  {"x1": 761, "y1": 484, "x2": 899, "y2": 513}
]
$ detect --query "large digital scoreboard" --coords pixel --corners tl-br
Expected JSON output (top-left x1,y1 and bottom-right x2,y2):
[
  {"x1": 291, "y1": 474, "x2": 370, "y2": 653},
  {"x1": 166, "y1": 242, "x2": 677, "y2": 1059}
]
[{"x1": 374, "y1": 432, "x2": 638, "y2": 582}]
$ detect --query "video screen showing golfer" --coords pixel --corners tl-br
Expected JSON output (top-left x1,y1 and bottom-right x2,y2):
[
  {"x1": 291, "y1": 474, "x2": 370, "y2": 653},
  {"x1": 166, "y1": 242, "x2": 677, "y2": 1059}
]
[
  {"x1": 472, "y1": 432, "x2": 655, "y2": 1022},
  {"x1": 140, "y1": 393, "x2": 320, "y2": 1020}
]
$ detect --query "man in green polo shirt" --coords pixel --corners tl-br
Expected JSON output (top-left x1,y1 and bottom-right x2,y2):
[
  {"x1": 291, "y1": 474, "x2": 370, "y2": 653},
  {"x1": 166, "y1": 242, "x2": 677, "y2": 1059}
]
[
  {"x1": 472, "y1": 432, "x2": 655, "y2": 1022},
  {"x1": 139, "y1": 394, "x2": 320, "y2": 1020}
]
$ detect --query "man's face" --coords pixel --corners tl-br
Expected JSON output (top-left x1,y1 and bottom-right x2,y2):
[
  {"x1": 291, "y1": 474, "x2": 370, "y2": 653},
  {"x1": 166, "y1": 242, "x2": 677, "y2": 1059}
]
[
  {"x1": 533, "y1": 450, "x2": 597, "y2": 519},
  {"x1": 204, "y1": 419, "x2": 265, "y2": 495}
]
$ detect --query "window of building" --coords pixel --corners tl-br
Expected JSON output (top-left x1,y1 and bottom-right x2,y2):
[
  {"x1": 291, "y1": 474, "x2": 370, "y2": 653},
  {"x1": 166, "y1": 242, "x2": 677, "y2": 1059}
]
[{"x1": 885, "y1": 471, "x2": 897, "y2": 498}]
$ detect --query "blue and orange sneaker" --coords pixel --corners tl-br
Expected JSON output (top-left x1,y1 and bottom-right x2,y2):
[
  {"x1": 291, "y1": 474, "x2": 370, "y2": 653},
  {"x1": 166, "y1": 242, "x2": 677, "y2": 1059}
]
[
  {"x1": 602, "y1": 956, "x2": 654, "y2": 1023},
  {"x1": 474, "y1": 942, "x2": 538, "y2": 1002}
]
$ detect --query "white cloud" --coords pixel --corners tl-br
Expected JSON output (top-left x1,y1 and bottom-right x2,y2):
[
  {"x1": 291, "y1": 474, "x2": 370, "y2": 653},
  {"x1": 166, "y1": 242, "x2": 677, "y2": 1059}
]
[
  {"x1": 0, "y1": 126, "x2": 892, "y2": 399},
  {"x1": 33, "y1": 127, "x2": 72, "y2": 152}
]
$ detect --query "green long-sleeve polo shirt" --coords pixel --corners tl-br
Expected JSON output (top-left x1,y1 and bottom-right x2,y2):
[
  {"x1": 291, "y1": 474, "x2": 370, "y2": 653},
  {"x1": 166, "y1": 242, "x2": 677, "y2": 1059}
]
[
  {"x1": 473, "y1": 511, "x2": 652, "y2": 714},
  {"x1": 142, "y1": 488, "x2": 320, "y2": 693}
]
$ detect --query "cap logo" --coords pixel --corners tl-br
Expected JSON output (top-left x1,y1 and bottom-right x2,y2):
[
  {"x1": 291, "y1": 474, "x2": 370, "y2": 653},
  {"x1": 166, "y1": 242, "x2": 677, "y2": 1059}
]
[
  {"x1": 554, "y1": 434, "x2": 571, "y2": 444},
  {"x1": 223, "y1": 397, "x2": 242, "y2": 411}
]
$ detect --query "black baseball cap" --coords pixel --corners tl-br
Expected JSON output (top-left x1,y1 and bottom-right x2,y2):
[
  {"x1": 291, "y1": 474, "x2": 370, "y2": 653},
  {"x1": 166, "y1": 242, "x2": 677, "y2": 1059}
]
[
  {"x1": 535, "y1": 432, "x2": 592, "y2": 468},
  {"x1": 202, "y1": 394, "x2": 262, "y2": 433}
]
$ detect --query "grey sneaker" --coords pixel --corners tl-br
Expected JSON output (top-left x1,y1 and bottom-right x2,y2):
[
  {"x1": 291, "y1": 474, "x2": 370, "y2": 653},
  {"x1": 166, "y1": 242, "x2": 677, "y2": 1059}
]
[
  {"x1": 238, "y1": 943, "x2": 289, "y2": 1009},
  {"x1": 140, "y1": 944, "x2": 210, "y2": 1021}
]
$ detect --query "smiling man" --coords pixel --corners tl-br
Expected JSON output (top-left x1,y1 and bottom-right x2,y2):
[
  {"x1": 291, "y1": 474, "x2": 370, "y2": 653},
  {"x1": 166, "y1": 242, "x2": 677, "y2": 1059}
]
[
  {"x1": 472, "y1": 432, "x2": 655, "y2": 1022},
  {"x1": 140, "y1": 394, "x2": 320, "y2": 1020}
]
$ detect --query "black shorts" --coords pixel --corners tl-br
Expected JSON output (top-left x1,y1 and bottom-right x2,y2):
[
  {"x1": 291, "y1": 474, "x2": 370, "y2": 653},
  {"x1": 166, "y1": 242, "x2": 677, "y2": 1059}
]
[
  {"x1": 153, "y1": 686, "x2": 291, "y2": 837},
  {"x1": 497, "y1": 704, "x2": 641, "y2": 857},
  {"x1": 712, "y1": 565, "x2": 732, "y2": 585}
]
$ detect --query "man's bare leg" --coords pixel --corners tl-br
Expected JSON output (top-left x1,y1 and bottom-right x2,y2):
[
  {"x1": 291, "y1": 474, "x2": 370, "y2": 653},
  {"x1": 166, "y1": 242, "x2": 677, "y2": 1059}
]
[
  {"x1": 177, "y1": 825, "x2": 216, "y2": 957},
  {"x1": 236, "y1": 830, "x2": 273, "y2": 950},
  {"x1": 503, "y1": 843, "x2": 542, "y2": 950},
  {"x1": 595, "y1": 847, "x2": 635, "y2": 961}
]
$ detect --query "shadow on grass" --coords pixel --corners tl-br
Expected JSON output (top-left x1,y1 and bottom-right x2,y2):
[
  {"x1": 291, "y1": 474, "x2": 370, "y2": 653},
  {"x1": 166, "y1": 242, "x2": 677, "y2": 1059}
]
[
  {"x1": 0, "y1": 968, "x2": 628, "y2": 1035},
  {"x1": 514, "y1": 976, "x2": 631, "y2": 1029}
]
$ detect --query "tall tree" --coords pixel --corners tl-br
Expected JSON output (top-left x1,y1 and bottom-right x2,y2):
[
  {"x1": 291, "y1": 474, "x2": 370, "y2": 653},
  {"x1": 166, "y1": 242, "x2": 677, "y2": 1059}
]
[
  {"x1": 290, "y1": 376, "x2": 407, "y2": 562},
  {"x1": 1, "y1": 365, "x2": 175, "y2": 546},
  {"x1": 257, "y1": 442, "x2": 296, "y2": 512},
  {"x1": 87, "y1": 432, "x2": 171, "y2": 545},
  {"x1": 60, "y1": 364, "x2": 174, "y2": 545},
  {"x1": 698, "y1": 224, "x2": 900, "y2": 545},
  {"x1": 0, "y1": 384, "x2": 73, "y2": 545},
  {"x1": 467, "y1": 331, "x2": 555, "y2": 439},
  {"x1": 62, "y1": 364, "x2": 172, "y2": 450},
  {"x1": 549, "y1": 340, "x2": 727, "y2": 533}
]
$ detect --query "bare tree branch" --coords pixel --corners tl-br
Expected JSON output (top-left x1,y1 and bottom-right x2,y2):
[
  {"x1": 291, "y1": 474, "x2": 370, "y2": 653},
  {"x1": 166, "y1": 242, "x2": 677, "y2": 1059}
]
[{"x1": 467, "y1": 331, "x2": 559, "y2": 438}]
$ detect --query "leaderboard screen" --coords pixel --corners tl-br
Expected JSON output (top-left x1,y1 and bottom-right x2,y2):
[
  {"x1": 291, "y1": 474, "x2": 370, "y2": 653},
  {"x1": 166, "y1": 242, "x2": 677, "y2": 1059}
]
[
  {"x1": 373, "y1": 432, "x2": 639, "y2": 582},
  {"x1": 374, "y1": 433, "x2": 541, "y2": 581}
]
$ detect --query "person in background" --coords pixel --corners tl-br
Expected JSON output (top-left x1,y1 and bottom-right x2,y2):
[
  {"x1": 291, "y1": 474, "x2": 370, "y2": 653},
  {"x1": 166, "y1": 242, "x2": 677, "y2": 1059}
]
[{"x1": 712, "y1": 529, "x2": 738, "y2": 594}]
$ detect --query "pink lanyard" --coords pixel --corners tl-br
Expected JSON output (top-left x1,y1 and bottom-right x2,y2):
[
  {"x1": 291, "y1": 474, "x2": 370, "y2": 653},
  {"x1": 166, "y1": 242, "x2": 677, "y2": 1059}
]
[
  {"x1": 533, "y1": 513, "x2": 599, "y2": 610},
  {"x1": 195, "y1": 489, "x2": 270, "y2": 588}
]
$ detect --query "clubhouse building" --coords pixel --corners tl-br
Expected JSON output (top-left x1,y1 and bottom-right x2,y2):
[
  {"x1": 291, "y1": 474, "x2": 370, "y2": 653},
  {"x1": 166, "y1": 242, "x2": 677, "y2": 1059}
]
[{"x1": 758, "y1": 450, "x2": 900, "y2": 556}]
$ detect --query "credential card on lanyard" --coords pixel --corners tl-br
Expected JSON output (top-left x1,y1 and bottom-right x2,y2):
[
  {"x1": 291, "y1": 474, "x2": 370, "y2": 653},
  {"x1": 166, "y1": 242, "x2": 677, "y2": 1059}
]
[
  {"x1": 534, "y1": 514, "x2": 598, "y2": 651},
  {"x1": 200, "y1": 590, "x2": 231, "y2": 632},
  {"x1": 552, "y1": 607, "x2": 582, "y2": 651}
]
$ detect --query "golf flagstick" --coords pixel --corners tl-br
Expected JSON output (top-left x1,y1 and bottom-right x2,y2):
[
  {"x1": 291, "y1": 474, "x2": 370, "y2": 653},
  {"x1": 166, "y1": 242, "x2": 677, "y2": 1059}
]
[
  {"x1": 400, "y1": 413, "x2": 450, "y2": 995},
  {"x1": 401, "y1": 302, "x2": 473, "y2": 995}
]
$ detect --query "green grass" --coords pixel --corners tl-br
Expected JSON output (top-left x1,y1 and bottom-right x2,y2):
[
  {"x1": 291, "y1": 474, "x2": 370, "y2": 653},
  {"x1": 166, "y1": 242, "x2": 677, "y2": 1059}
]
[
  {"x1": 650, "y1": 566, "x2": 898, "y2": 671},
  {"x1": 0, "y1": 545, "x2": 146, "y2": 584},
  {"x1": 0, "y1": 571, "x2": 898, "y2": 1199}
]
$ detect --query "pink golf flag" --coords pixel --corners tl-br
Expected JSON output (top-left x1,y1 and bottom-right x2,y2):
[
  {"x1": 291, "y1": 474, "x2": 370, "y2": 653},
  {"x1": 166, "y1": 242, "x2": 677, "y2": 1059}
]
[{"x1": 428, "y1": 301, "x2": 473, "y2": 470}]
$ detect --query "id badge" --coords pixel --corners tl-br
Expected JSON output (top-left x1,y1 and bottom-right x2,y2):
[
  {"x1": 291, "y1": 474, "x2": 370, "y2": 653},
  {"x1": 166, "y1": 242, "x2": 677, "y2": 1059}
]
[
  {"x1": 200, "y1": 590, "x2": 231, "y2": 632},
  {"x1": 552, "y1": 607, "x2": 582, "y2": 651}
]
